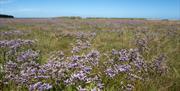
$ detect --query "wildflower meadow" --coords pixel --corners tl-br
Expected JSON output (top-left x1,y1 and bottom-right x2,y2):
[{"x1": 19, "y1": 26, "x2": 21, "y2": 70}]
[{"x1": 0, "y1": 18, "x2": 179, "y2": 91}]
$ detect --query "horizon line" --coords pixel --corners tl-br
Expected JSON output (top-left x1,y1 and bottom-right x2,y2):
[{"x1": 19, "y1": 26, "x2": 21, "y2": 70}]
[{"x1": 1, "y1": 14, "x2": 180, "y2": 20}]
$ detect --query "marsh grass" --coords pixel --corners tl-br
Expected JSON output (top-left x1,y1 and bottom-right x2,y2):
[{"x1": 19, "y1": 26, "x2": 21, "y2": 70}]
[{"x1": 0, "y1": 18, "x2": 179, "y2": 91}]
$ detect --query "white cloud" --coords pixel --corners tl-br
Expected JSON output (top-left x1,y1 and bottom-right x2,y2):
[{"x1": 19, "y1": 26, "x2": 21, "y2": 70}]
[{"x1": 0, "y1": 0, "x2": 14, "y2": 4}]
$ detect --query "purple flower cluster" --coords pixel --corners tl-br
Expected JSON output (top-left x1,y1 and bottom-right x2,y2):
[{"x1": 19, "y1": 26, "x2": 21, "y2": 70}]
[
  {"x1": 105, "y1": 64, "x2": 132, "y2": 78},
  {"x1": 65, "y1": 50, "x2": 100, "y2": 85},
  {"x1": 0, "y1": 39, "x2": 35, "y2": 49},
  {"x1": 76, "y1": 32, "x2": 96, "y2": 40},
  {"x1": 118, "y1": 49, "x2": 130, "y2": 61},
  {"x1": 135, "y1": 38, "x2": 149, "y2": 53},
  {"x1": 17, "y1": 49, "x2": 39, "y2": 62},
  {"x1": 107, "y1": 48, "x2": 147, "y2": 73},
  {"x1": 114, "y1": 64, "x2": 131, "y2": 72},
  {"x1": 71, "y1": 40, "x2": 91, "y2": 53},
  {"x1": 0, "y1": 30, "x2": 30, "y2": 36},
  {"x1": 105, "y1": 68, "x2": 116, "y2": 77},
  {"x1": 4, "y1": 55, "x2": 54, "y2": 90},
  {"x1": 41, "y1": 60, "x2": 69, "y2": 80},
  {"x1": 151, "y1": 54, "x2": 168, "y2": 74},
  {"x1": 103, "y1": 48, "x2": 168, "y2": 90},
  {"x1": 29, "y1": 82, "x2": 52, "y2": 91},
  {"x1": 1, "y1": 37, "x2": 168, "y2": 91}
]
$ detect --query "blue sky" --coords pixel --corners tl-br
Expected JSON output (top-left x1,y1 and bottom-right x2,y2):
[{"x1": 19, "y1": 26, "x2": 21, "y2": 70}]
[{"x1": 0, "y1": 0, "x2": 180, "y2": 19}]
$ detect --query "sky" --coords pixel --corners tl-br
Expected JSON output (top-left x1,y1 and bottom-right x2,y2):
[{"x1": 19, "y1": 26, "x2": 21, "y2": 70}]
[{"x1": 0, "y1": 0, "x2": 180, "y2": 19}]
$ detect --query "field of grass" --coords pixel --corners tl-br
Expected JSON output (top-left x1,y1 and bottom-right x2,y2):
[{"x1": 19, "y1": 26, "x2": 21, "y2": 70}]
[{"x1": 0, "y1": 18, "x2": 180, "y2": 91}]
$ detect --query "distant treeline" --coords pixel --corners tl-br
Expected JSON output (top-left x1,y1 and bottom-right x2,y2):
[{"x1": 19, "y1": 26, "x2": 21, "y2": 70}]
[
  {"x1": 0, "y1": 14, "x2": 14, "y2": 18},
  {"x1": 54, "y1": 16, "x2": 176, "y2": 21},
  {"x1": 55, "y1": 16, "x2": 147, "y2": 20},
  {"x1": 56, "y1": 16, "x2": 82, "y2": 19}
]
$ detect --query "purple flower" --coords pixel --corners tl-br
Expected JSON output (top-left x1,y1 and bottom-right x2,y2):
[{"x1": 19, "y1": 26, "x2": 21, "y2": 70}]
[
  {"x1": 71, "y1": 47, "x2": 80, "y2": 53},
  {"x1": 38, "y1": 69, "x2": 47, "y2": 74},
  {"x1": 133, "y1": 58, "x2": 146, "y2": 70},
  {"x1": 152, "y1": 54, "x2": 167, "y2": 74},
  {"x1": 72, "y1": 71, "x2": 87, "y2": 81},
  {"x1": 105, "y1": 68, "x2": 116, "y2": 77},
  {"x1": 71, "y1": 39, "x2": 91, "y2": 54},
  {"x1": 118, "y1": 49, "x2": 129, "y2": 61},
  {"x1": 0, "y1": 30, "x2": 29, "y2": 36},
  {"x1": 0, "y1": 39, "x2": 35, "y2": 49},
  {"x1": 114, "y1": 64, "x2": 131, "y2": 72},
  {"x1": 70, "y1": 55, "x2": 81, "y2": 62},
  {"x1": 68, "y1": 62, "x2": 79, "y2": 68},
  {"x1": 34, "y1": 75, "x2": 50, "y2": 79},
  {"x1": 17, "y1": 50, "x2": 39, "y2": 62},
  {"x1": 4, "y1": 61, "x2": 18, "y2": 70},
  {"x1": 82, "y1": 66, "x2": 92, "y2": 73},
  {"x1": 87, "y1": 50, "x2": 100, "y2": 58},
  {"x1": 29, "y1": 82, "x2": 52, "y2": 91}
]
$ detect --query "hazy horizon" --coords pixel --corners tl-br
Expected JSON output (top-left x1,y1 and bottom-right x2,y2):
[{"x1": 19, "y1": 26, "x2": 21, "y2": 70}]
[{"x1": 0, "y1": 0, "x2": 180, "y2": 19}]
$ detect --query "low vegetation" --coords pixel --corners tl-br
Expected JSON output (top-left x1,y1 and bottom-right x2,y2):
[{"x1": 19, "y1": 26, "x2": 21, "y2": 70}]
[{"x1": 0, "y1": 18, "x2": 179, "y2": 91}]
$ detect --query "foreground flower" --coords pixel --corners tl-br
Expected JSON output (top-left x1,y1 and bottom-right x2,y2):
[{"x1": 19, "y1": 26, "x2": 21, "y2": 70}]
[
  {"x1": 29, "y1": 82, "x2": 52, "y2": 91},
  {"x1": 105, "y1": 68, "x2": 116, "y2": 77},
  {"x1": 17, "y1": 50, "x2": 39, "y2": 62}
]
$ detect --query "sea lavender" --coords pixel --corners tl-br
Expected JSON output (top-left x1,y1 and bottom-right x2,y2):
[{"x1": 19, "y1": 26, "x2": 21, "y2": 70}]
[
  {"x1": 0, "y1": 30, "x2": 29, "y2": 36},
  {"x1": 151, "y1": 54, "x2": 167, "y2": 74},
  {"x1": 135, "y1": 38, "x2": 148, "y2": 53},
  {"x1": 71, "y1": 71, "x2": 87, "y2": 81},
  {"x1": 114, "y1": 64, "x2": 131, "y2": 73},
  {"x1": 87, "y1": 50, "x2": 100, "y2": 58},
  {"x1": 82, "y1": 66, "x2": 92, "y2": 73},
  {"x1": 0, "y1": 39, "x2": 35, "y2": 50},
  {"x1": 118, "y1": 49, "x2": 130, "y2": 61},
  {"x1": 71, "y1": 40, "x2": 91, "y2": 53},
  {"x1": 17, "y1": 50, "x2": 39, "y2": 62},
  {"x1": 29, "y1": 82, "x2": 52, "y2": 91},
  {"x1": 105, "y1": 68, "x2": 116, "y2": 77}
]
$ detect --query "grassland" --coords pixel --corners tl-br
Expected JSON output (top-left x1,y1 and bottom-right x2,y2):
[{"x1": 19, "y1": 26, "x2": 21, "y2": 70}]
[{"x1": 0, "y1": 18, "x2": 180, "y2": 91}]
